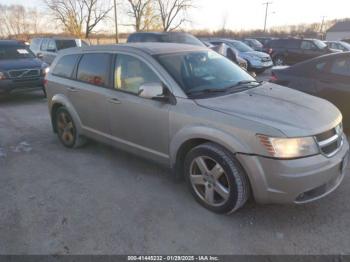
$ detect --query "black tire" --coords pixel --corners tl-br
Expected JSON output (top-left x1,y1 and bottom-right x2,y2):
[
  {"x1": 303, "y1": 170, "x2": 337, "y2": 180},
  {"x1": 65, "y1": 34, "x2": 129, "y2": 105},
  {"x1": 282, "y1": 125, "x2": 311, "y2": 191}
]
[
  {"x1": 184, "y1": 142, "x2": 250, "y2": 214},
  {"x1": 273, "y1": 55, "x2": 285, "y2": 66},
  {"x1": 54, "y1": 107, "x2": 87, "y2": 148}
]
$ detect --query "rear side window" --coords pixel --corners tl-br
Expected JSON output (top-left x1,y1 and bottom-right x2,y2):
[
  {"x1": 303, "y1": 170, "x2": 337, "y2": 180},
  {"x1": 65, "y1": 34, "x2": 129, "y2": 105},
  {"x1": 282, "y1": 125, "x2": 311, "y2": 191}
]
[
  {"x1": 55, "y1": 40, "x2": 77, "y2": 51},
  {"x1": 52, "y1": 54, "x2": 80, "y2": 78},
  {"x1": 286, "y1": 40, "x2": 300, "y2": 48},
  {"x1": 77, "y1": 53, "x2": 110, "y2": 86},
  {"x1": 301, "y1": 41, "x2": 316, "y2": 50}
]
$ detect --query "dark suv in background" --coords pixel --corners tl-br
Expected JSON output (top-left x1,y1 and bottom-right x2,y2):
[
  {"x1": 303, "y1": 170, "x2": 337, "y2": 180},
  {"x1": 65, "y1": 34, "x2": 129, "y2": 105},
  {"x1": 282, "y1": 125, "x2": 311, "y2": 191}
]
[
  {"x1": 266, "y1": 38, "x2": 339, "y2": 65},
  {"x1": 30, "y1": 37, "x2": 88, "y2": 65},
  {"x1": 0, "y1": 40, "x2": 48, "y2": 96}
]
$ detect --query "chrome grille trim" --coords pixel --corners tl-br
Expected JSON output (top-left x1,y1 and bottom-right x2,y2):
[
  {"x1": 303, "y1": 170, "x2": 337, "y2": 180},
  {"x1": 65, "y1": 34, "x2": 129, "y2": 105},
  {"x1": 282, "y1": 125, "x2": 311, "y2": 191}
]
[
  {"x1": 8, "y1": 69, "x2": 40, "y2": 79},
  {"x1": 315, "y1": 123, "x2": 343, "y2": 158}
]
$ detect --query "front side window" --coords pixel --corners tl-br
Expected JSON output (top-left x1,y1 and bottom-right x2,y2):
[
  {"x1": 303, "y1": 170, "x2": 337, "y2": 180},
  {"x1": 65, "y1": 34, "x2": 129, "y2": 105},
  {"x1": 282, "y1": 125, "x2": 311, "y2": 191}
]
[
  {"x1": 156, "y1": 50, "x2": 255, "y2": 95},
  {"x1": 114, "y1": 54, "x2": 161, "y2": 94},
  {"x1": 47, "y1": 40, "x2": 56, "y2": 51},
  {"x1": 330, "y1": 58, "x2": 350, "y2": 77},
  {"x1": 40, "y1": 39, "x2": 49, "y2": 51},
  {"x1": 52, "y1": 54, "x2": 80, "y2": 78},
  {"x1": 0, "y1": 45, "x2": 35, "y2": 60},
  {"x1": 77, "y1": 53, "x2": 110, "y2": 86},
  {"x1": 301, "y1": 41, "x2": 316, "y2": 50}
]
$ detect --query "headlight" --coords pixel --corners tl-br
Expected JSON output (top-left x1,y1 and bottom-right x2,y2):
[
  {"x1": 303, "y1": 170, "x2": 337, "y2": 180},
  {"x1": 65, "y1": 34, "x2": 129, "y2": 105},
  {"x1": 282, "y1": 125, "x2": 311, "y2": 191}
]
[
  {"x1": 41, "y1": 67, "x2": 50, "y2": 76},
  {"x1": 258, "y1": 135, "x2": 319, "y2": 158}
]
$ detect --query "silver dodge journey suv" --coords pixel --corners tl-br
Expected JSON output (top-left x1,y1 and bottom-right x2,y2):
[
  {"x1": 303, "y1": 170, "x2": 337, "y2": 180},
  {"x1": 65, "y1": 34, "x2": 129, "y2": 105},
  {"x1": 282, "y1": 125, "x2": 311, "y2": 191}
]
[{"x1": 46, "y1": 43, "x2": 349, "y2": 214}]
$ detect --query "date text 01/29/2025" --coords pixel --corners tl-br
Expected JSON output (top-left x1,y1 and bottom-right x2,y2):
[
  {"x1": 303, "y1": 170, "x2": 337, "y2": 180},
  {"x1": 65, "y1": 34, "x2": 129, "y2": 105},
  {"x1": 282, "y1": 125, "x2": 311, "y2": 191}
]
[{"x1": 127, "y1": 255, "x2": 220, "y2": 261}]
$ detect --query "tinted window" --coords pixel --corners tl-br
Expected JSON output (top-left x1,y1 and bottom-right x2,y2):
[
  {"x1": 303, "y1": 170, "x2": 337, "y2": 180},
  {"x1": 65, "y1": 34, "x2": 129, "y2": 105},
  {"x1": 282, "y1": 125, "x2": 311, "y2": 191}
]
[
  {"x1": 55, "y1": 40, "x2": 77, "y2": 50},
  {"x1": 77, "y1": 53, "x2": 110, "y2": 86},
  {"x1": 0, "y1": 45, "x2": 35, "y2": 60},
  {"x1": 286, "y1": 40, "x2": 300, "y2": 48},
  {"x1": 330, "y1": 58, "x2": 350, "y2": 76},
  {"x1": 52, "y1": 54, "x2": 80, "y2": 78},
  {"x1": 114, "y1": 54, "x2": 160, "y2": 94}
]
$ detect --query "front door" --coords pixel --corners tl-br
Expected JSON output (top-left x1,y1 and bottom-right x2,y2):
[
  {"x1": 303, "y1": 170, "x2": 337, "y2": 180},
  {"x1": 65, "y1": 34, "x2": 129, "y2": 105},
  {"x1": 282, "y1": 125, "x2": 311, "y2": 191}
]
[
  {"x1": 106, "y1": 53, "x2": 170, "y2": 162},
  {"x1": 316, "y1": 56, "x2": 350, "y2": 129}
]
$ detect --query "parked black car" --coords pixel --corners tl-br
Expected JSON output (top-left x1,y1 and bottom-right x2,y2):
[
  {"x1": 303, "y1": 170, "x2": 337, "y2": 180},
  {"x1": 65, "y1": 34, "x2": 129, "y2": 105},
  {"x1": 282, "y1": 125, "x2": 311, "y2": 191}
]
[
  {"x1": 30, "y1": 37, "x2": 88, "y2": 65},
  {"x1": 270, "y1": 52, "x2": 350, "y2": 130},
  {"x1": 0, "y1": 40, "x2": 48, "y2": 96},
  {"x1": 266, "y1": 38, "x2": 339, "y2": 65}
]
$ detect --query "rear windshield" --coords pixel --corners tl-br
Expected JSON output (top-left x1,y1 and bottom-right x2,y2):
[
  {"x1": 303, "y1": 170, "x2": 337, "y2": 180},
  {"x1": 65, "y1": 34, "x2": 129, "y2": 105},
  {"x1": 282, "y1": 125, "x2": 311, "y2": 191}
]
[
  {"x1": 0, "y1": 45, "x2": 35, "y2": 60},
  {"x1": 55, "y1": 40, "x2": 77, "y2": 50}
]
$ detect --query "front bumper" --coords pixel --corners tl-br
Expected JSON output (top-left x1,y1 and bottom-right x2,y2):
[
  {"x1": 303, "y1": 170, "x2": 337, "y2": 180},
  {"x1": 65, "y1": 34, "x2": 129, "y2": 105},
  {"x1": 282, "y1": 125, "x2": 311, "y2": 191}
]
[
  {"x1": 247, "y1": 58, "x2": 273, "y2": 70},
  {"x1": 0, "y1": 77, "x2": 45, "y2": 93},
  {"x1": 237, "y1": 135, "x2": 349, "y2": 204}
]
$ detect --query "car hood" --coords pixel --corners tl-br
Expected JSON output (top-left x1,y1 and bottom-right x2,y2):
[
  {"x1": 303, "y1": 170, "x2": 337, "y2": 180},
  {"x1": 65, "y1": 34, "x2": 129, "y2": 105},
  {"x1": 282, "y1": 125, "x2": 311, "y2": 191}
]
[
  {"x1": 0, "y1": 58, "x2": 44, "y2": 71},
  {"x1": 195, "y1": 83, "x2": 342, "y2": 137},
  {"x1": 241, "y1": 51, "x2": 270, "y2": 59}
]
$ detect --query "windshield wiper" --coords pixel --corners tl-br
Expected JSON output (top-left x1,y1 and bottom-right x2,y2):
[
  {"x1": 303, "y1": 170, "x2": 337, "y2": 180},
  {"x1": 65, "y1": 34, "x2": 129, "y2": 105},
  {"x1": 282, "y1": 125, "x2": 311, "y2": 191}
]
[{"x1": 186, "y1": 88, "x2": 228, "y2": 96}]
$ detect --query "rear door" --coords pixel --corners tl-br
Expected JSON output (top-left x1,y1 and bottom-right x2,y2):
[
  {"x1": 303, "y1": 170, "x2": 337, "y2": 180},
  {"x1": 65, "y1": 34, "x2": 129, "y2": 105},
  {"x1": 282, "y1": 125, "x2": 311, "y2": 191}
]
[{"x1": 67, "y1": 53, "x2": 112, "y2": 136}]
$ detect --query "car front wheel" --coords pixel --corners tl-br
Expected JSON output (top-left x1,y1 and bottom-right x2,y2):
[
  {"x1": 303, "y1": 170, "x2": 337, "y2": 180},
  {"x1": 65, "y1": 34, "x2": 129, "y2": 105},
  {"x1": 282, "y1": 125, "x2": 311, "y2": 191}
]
[{"x1": 184, "y1": 142, "x2": 250, "y2": 214}]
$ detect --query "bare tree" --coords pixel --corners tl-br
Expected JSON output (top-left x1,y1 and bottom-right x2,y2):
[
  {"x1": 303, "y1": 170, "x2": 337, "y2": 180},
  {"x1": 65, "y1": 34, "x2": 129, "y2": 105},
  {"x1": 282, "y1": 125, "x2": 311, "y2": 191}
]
[
  {"x1": 44, "y1": 0, "x2": 112, "y2": 38},
  {"x1": 0, "y1": 4, "x2": 46, "y2": 38},
  {"x1": 125, "y1": 0, "x2": 154, "y2": 31},
  {"x1": 82, "y1": 0, "x2": 113, "y2": 38},
  {"x1": 156, "y1": 0, "x2": 194, "y2": 32}
]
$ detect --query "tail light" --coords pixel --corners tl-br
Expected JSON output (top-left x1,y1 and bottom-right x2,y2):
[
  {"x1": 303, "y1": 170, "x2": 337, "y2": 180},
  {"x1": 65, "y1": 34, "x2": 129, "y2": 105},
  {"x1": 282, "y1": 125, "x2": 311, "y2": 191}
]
[
  {"x1": 270, "y1": 72, "x2": 278, "y2": 82},
  {"x1": 268, "y1": 48, "x2": 273, "y2": 54},
  {"x1": 0, "y1": 72, "x2": 7, "y2": 80}
]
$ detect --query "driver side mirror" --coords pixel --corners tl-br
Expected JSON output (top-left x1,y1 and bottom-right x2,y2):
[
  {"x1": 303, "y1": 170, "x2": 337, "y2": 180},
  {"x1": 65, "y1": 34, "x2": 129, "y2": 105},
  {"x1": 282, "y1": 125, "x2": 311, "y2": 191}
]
[
  {"x1": 139, "y1": 82, "x2": 169, "y2": 102},
  {"x1": 37, "y1": 53, "x2": 44, "y2": 59}
]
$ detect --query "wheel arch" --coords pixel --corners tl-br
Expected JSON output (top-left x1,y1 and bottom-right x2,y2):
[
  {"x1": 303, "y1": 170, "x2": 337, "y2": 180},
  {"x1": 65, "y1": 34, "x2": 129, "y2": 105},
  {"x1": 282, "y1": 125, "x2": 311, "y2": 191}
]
[
  {"x1": 170, "y1": 126, "x2": 250, "y2": 179},
  {"x1": 50, "y1": 94, "x2": 83, "y2": 134}
]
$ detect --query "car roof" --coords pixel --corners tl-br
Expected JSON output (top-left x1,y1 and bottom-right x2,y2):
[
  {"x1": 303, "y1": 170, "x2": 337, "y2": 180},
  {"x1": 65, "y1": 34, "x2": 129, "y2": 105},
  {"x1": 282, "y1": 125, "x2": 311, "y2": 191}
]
[
  {"x1": 294, "y1": 51, "x2": 350, "y2": 68},
  {"x1": 130, "y1": 32, "x2": 190, "y2": 36},
  {"x1": 32, "y1": 37, "x2": 78, "y2": 41},
  {"x1": 0, "y1": 40, "x2": 25, "y2": 46},
  {"x1": 60, "y1": 43, "x2": 209, "y2": 56}
]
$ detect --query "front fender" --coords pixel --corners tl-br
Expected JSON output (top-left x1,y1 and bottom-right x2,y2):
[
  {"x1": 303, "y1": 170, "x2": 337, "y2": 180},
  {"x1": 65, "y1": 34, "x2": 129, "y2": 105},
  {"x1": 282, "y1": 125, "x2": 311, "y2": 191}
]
[
  {"x1": 170, "y1": 125, "x2": 251, "y2": 167},
  {"x1": 50, "y1": 94, "x2": 83, "y2": 134}
]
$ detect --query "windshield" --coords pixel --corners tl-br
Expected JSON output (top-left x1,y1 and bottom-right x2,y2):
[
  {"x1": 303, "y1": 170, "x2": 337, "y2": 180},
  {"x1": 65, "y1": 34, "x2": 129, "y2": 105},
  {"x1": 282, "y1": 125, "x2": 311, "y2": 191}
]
[
  {"x1": 0, "y1": 45, "x2": 35, "y2": 60},
  {"x1": 156, "y1": 50, "x2": 256, "y2": 96},
  {"x1": 228, "y1": 41, "x2": 254, "y2": 52},
  {"x1": 56, "y1": 40, "x2": 77, "y2": 50},
  {"x1": 313, "y1": 39, "x2": 327, "y2": 49}
]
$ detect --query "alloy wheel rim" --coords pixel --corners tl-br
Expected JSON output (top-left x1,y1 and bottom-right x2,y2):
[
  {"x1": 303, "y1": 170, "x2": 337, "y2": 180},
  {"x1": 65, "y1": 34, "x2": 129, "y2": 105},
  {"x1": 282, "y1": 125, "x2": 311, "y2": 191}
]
[
  {"x1": 57, "y1": 112, "x2": 75, "y2": 145},
  {"x1": 190, "y1": 156, "x2": 230, "y2": 207},
  {"x1": 275, "y1": 58, "x2": 284, "y2": 65}
]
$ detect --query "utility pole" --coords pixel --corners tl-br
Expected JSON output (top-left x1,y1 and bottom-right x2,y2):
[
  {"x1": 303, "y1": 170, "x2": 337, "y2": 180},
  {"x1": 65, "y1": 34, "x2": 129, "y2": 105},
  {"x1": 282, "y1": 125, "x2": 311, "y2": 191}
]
[
  {"x1": 263, "y1": 2, "x2": 272, "y2": 32},
  {"x1": 114, "y1": 0, "x2": 119, "y2": 43},
  {"x1": 320, "y1": 16, "x2": 326, "y2": 40}
]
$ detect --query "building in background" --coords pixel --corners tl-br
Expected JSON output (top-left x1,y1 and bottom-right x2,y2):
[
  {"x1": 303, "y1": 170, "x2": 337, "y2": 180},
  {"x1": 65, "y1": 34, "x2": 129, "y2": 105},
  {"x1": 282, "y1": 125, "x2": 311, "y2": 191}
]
[{"x1": 326, "y1": 20, "x2": 350, "y2": 41}]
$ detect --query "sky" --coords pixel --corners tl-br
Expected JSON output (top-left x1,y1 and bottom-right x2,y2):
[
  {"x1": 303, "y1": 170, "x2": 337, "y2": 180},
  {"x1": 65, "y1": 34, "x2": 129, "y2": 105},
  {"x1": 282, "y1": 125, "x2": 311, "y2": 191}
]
[{"x1": 1, "y1": 0, "x2": 350, "y2": 32}]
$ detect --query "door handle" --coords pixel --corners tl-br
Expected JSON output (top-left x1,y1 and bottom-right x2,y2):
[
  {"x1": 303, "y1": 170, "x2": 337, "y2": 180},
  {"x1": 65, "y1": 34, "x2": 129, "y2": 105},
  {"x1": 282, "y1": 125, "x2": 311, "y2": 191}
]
[
  {"x1": 68, "y1": 87, "x2": 78, "y2": 92},
  {"x1": 107, "y1": 97, "x2": 121, "y2": 104}
]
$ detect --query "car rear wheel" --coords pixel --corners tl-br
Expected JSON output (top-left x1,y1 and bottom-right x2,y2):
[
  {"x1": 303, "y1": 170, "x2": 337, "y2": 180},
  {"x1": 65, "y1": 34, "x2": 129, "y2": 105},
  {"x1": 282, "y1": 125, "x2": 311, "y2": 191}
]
[
  {"x1": 274, "y1": 55, "x2": 285, "y2": 66},
  {"x1": 184, "y1": 142, "x2": 250, "y2": 214},
  {"x1": 55, "y1": 107, "x2": 86, "y2": 148}
]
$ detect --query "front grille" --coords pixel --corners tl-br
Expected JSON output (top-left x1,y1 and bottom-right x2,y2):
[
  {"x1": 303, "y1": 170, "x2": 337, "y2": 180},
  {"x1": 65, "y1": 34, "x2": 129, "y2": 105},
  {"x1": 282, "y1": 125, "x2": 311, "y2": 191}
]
[
  {"x1": 8, "y1": 69, "x2": 40, "y2": 79},
  {"x1": 315, "y1": 123, "x2": 343, "y2": 157}
]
